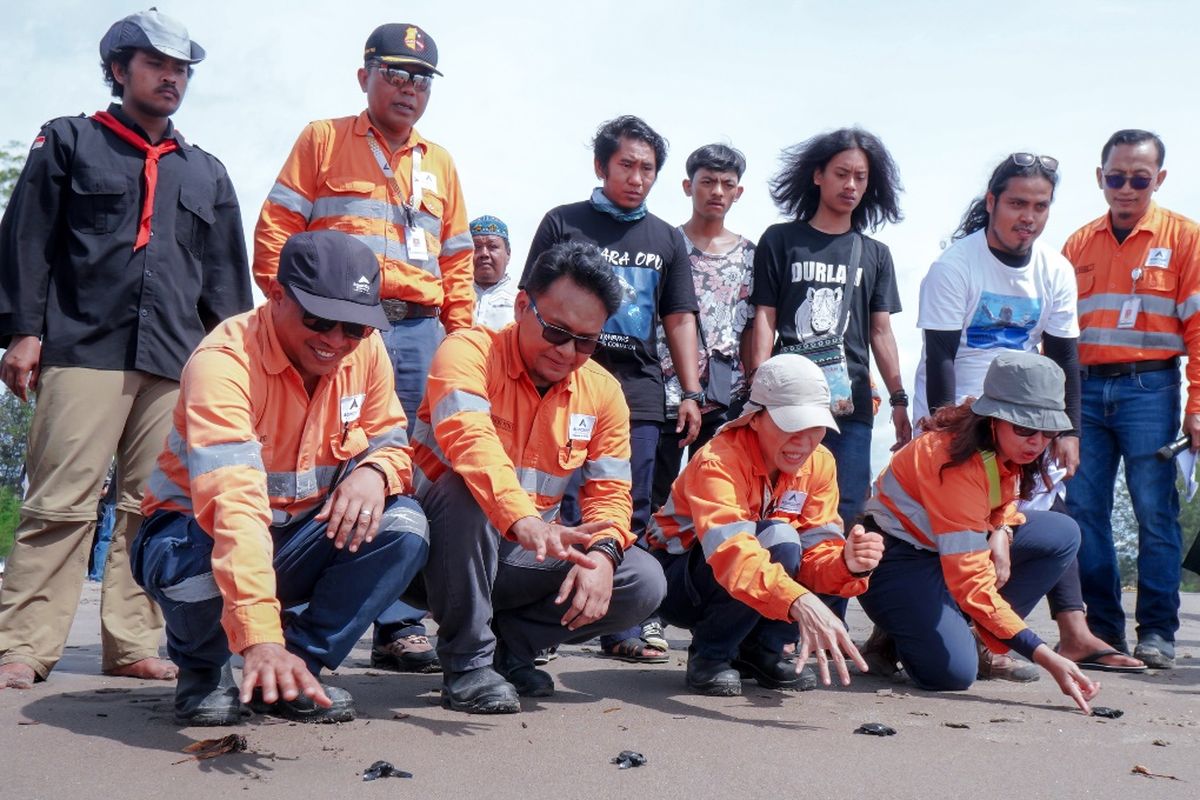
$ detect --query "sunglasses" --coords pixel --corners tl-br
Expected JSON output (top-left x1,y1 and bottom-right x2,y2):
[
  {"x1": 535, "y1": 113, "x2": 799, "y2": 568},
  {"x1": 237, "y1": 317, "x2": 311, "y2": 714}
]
[
  {"x1": 1103, "y1": 173, "x2": 1154, "y2": 190},
  {"x1": 527, "y1": 296, "x2": 601, "y2": 355},
  {"x1": 299, "y1": 313, "x2": 372, "y2": 340},
  {"x1": 370, "y1": 62, "x2": 434, "y2": 92},
  {"x1": 1010, "y1": 152, "x2": 1059, "y2": 172},
  {"x1": 1010, "y1": 423, "x2": 1059, "y2": 440}
]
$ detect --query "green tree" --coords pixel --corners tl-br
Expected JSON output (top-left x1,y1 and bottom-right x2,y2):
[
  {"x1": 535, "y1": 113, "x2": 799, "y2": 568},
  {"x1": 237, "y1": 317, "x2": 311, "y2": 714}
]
[{"x1": 0, "y1": 139, "x2": 27, "y2": 215}]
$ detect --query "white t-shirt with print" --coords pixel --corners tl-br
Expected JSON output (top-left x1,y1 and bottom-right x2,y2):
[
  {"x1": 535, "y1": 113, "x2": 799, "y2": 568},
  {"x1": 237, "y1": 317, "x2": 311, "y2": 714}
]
[{"x1": 912, "y1": 229, "x2": 1079, "y2": 423}]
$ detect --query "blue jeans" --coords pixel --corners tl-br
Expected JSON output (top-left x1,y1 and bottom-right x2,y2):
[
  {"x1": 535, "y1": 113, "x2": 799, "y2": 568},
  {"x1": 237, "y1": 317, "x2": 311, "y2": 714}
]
[
  {"x1": 859, "y1": 511, "x2": 1079, "y2": 691},
  {"x1": 1066, "y1": 367, "x2": 1182, "y2": 646},
  {"x1": 132, "y1": 496, "x2": 429, "y2": 674},
  {"x1": 375, "y1": 317, "x2": 444, "y2": 642},
  {"x1": 657, "y1": 521, "x2": 800, "y2": 660}
]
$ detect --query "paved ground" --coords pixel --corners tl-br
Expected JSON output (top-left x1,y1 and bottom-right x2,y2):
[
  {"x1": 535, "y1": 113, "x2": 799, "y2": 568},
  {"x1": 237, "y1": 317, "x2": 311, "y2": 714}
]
[{"x1": 1, "y1": 584, "x2": 1197, "y2": 799}]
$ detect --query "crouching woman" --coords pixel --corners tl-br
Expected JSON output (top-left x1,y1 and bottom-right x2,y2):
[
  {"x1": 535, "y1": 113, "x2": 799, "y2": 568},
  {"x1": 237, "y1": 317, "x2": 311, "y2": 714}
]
[
  {"x1": 646, "y1": 354, "x2": 883, "y2": 696},
  {"x1": 859, "y1": 351, "x2": 1099, "y2": 712}
]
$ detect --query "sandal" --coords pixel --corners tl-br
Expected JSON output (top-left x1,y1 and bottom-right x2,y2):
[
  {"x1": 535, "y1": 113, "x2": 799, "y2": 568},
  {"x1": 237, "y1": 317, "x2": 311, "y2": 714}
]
[{"x1": 599, "y1": 637, "x2": 669, "y2": 664}]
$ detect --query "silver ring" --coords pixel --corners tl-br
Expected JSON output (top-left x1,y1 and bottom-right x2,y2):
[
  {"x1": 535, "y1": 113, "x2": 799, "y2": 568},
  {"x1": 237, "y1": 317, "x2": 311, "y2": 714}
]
[{"x1": 359, "y1": 510, "x2": 373, "y2": 518}]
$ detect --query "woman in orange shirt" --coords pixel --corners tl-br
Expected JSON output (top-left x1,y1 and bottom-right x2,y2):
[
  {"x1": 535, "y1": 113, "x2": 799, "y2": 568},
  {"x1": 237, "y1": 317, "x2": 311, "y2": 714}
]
[{"x1": 858, "y1": 351, "x2": 1100, "y2": 712}]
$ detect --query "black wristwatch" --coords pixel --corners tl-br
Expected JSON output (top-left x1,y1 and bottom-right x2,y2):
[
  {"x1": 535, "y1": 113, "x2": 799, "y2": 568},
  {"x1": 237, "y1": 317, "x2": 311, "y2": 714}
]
[
  {"x1": 680, "y1": 390, "x2": 705, "y2": 404},
  {"x1": 888, "y1": 389, "x2": 909, "y2": 408}
]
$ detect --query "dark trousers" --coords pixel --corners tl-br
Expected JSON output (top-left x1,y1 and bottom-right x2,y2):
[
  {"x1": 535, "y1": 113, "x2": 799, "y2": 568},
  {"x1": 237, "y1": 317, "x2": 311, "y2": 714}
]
[
  {"x1": 421, "y1": 471, "x2": 666, "y2": 673},
  {"x1": 657, "y1": 521, "x2": 800, "y2": 661},
  {"x1": 858, "y1": 510, "x2": 1079, "y2": 691},
  {"x1": 132, "y1": 497, "x2": 429, "y2": 675}
]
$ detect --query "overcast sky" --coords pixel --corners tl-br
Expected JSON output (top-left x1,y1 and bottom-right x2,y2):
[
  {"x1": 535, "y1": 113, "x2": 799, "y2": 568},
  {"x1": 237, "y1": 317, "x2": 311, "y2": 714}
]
[{"x1": 3, "y1": 0, "x2": 1198, "y2": 467}]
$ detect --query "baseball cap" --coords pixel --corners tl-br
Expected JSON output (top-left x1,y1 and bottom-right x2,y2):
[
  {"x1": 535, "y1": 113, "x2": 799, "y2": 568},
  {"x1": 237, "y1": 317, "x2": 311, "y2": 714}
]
[
  {"x1": 100, "y1": 8, "x2": 205, "y2": 64},
  {"x1": 725, "y1": 354, "x2": 840, "y2": 434},
  {"x1": 971, "y1": 351, "x2": 1071, "y2": 431},
  {"x1": 277, "y1": 231, "x2": 391, "y2": 332},
  {"x1": 363, "y1": 23, "x2": 442, "y2": 75}
]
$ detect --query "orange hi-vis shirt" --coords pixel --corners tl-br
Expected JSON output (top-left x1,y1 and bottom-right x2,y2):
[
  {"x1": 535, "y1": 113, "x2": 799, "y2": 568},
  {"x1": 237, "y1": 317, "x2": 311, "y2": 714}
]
[
  {"x1": 142, "y1": 304, "x2": 413, "y2": 653},
  {"x1": 1064, "y1": 203, "x2": 1200, "y2": 412},
  {"x1": 253, "y1": 112, "x2": 475, "y2": 332},
  {"x1": 644, "y1": 425, "x2": 867, "y2": 622},
  {"x1": 412, "y1": 325, "x2": 634, "y2": 548},
  {"x1": 863, "y1": 431, "x2": 1030, "y2": 654}
]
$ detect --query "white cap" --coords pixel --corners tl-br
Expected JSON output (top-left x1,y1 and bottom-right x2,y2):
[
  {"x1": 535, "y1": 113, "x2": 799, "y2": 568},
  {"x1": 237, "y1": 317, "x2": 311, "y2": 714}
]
[{"x1": 725, "y1": 354, "x2": 839, "y2": 433}]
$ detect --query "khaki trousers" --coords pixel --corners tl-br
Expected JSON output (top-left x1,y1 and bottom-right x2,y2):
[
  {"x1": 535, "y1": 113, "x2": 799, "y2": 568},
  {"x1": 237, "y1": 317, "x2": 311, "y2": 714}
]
[{"x1": 0, "y1": 367, "x2": 177, "y2": 678}]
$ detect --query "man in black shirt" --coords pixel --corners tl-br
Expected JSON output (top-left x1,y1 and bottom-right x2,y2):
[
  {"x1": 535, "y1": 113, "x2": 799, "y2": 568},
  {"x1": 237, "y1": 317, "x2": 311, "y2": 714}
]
[
  {"x1": 0, "y1": 9, "x2": 251, "y2": 689},
  {"x1": 522, "y1": 115, "x2": 699, "y2": 661},
  {"x1": 748, "y1": 128, "x2": 911, "y2": 532}
]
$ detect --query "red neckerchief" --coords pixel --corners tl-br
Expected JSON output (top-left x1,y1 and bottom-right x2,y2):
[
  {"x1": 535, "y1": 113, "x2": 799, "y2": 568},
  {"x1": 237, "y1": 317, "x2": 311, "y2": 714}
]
[{"x1": 91, "y1": 111, "x2": 180, "y2": 251}]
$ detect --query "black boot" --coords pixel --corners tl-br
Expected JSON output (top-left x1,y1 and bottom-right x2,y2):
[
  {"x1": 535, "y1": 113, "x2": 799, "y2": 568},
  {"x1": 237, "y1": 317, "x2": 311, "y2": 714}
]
[
  {"x1": 732, "y1": 642, "x2": 813, "y2": 690},
  {"x1": 494, "y1": 642, "x2": 555, "y2": 697},
  {"x1": 685, "y1": 647, "x2": 742, "y2": 696},
  {"x1": 249, "y1": 684, "x2": 356, "y2": 723},
  {"x1": 174, "y1": 662, "x2": 247, "y2": 726},
  {"x1": 441, "y1": 666, "x2": 521, "y2": 714}
]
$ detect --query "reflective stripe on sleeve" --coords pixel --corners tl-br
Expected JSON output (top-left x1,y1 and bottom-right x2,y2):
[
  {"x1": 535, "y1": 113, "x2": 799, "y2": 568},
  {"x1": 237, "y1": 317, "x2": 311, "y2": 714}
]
[
  {"x1": 367, "y1": 425, "x2": 409, "y2": 453},
  {"x1": 757, "y1": 521, "x2": 802, "y2": 549},
  {"x1": 266, "y1": 182, "x2": 313, "y2": 220},
  {"x1": 937, "y1": 529, "x2": 990, "y2": 555},
  {"x1": 581, "y1": 456, "x2": 631, "y2": 482},
  {"x1": 699, "y1": 521, "x2": 758, "y2": 559},
  {"x1": 412, "y1": 419, "x2": 450, "y2": 465},
  {"x1": 441, "y1": 231, "x2": 474, "y2": 256},
  {"x1": 160, "y1": 571, "x2": 221, "y2": 603},
  {"x1": 798, "y1": 523, "x2": 842, "y2": 550},
  {"x1": 432, "y1": 389, "x2": 492, "y2": 426},
  {"x1": 266, "y1": 465, "x2": 339, "y2": 502},
  {"x1": 188, "y1": 440, "x2": 265, "y2": 479},
  {"x1": 515, "y1": 466, "x2": 570, "y2": 499}
]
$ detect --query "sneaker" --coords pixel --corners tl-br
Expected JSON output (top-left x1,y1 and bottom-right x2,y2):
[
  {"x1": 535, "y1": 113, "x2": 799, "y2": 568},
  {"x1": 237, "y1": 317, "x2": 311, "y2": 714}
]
[
  {"x1": 641, "y1": 620, "x2": 668, "y2": 652},
  {"x1": 371, "y1": 634, "x2": 442, "y2": 674},
  {"x1": 249, "y1": 684, "x2": 356, "y2": 723},
  {"x1": 1134, "y1": 633, "x2": 1176, "y2": 669},
  {"x1": 533, "y1": 646, "x2": 559, "y2": 666}
]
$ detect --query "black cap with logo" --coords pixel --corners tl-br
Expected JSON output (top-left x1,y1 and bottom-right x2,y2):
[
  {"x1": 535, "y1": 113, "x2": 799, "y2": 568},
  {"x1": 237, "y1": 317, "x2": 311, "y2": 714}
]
[
  {"x1": 277, "y1": 231, "x2": 391, "y2": 331},
  {"x1": 363, "y1": 23, "x2": 442, "y2": 75}
]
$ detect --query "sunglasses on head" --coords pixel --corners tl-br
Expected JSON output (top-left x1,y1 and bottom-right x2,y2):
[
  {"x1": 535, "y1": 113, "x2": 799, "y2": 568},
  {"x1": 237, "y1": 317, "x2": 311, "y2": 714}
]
[
  {"x1": 1010, "y1": 422, "x2": 1059, "y2": 440},
  {"x1": 527, "y1": 296, "x2": 601, "y2": 355},
  {"x1": 1103, "y1": 173, "x2": 1154, "y2": 190},
  {"x1": 370, "y1": 61, "x2": 434, "y2": 92},
  {"x1": 1009, "y1": 152, "x2": 1059, "y2": 173}
]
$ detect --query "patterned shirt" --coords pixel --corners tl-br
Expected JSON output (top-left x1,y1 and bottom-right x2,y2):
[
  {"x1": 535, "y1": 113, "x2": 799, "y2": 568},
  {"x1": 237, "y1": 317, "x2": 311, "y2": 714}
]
[{"x1": 658, "y1": 231, "x2": 755, "y2": 416}]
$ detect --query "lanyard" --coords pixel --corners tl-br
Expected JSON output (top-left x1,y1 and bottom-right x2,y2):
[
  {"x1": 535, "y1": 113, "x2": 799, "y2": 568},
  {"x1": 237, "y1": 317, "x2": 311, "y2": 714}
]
[{"x1": 365, "y1": 131, "x2": 423, "y2": 226}]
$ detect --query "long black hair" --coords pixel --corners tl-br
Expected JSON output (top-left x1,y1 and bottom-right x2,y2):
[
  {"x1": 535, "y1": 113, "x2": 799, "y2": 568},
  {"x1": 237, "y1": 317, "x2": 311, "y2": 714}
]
[
  {"x1": 769, "y1": 127, "x2": 903, "y2": 233},
  {"x1": 953, "y1": 155, "x2": 1059, "y2": 240}
]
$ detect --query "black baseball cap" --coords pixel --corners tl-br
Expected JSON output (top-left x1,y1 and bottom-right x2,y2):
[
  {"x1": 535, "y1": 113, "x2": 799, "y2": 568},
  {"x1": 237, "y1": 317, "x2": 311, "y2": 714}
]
[
  {"x1": 100, "y1": 8, "x2": 205, "y2": 64},
  {"x1": 277, "y1": 231, "x2": 391, "y2": 332},
  {"x1": 363, "y1": 23, "x2": 442, "y2": 75}
]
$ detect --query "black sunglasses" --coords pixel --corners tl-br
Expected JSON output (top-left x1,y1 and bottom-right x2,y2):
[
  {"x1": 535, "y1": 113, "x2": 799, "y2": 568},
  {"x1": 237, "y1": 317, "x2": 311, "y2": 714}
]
[
  {"x1": 1010, "y1": 423, "x2": 1059, "y2": 440},
  {"x1": 299, "y1": 313, "x2": 372, "y2": 340},
  {"x1": 527, "y1": 296, "x2": 600, "y2": 355},
  {"x1": 1103, "y1": 173, "x2": 1154, "y2": 190},
  {"x1": 1010, "y1": 152, "x2": 1059, "y2": 173}
]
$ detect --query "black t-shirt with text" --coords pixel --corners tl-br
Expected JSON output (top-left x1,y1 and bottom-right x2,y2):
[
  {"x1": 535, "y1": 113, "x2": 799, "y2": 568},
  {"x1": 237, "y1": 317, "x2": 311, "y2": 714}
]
[
  {"x1": 750, "y1": 221, "x2": 901, "y2": 424},
  {"x1": 522, "y1": 201, "x2": 698, "y2": 422}
]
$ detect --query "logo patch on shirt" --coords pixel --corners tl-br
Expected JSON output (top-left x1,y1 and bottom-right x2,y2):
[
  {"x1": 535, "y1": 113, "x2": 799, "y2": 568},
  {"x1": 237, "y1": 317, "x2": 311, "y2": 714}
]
[
  {"x1": 568, "y1": 413, "x2": 597, "y2": 441},
  {"x1": 415, "y1": 171, "x2": 438, "y2": 193},
  {"x1": 777, "y1": 490, "x2": 807, "y2": 514},
  {"x1": 30, "y1": 135, "x2": 45, "y2": 150},
  {"x1": 340, "y1": 394, "x2": 365, "y2": 423},
  {"x1": 353, "y1": 275, "x2": 371, "y2": 294},
  {"x1": 1145, "y1": 248, "x2": 1171, "y2": 269}
]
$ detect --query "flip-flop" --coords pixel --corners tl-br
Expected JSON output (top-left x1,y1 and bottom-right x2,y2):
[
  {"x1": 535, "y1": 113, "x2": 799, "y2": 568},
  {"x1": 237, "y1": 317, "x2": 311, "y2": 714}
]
[
  {"x1": 1074, "y1": 648, "x2": 1147, "y2": 673},
  {"x1": 598, "y1": 637, "x2": 669, "y2": 664}
]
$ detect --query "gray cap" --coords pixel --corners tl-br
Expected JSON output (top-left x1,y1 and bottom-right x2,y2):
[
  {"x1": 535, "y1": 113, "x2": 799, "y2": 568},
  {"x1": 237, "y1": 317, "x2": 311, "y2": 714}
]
[
  {"x1": 972, "y1": 351, "x2": 1072, "y2": 431},
  {"x1": 100, "y1": 8, "x2": 205, "y2": 64}
]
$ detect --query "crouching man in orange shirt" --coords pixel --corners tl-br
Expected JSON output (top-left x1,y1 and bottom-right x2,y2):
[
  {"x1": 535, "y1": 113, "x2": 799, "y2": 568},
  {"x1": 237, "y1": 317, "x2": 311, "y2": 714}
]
[
  {"x1": 646, "y1": 354, "x2": 883, "y2": 696},
  {"x1": 132, "y1": 231, "x2": 429, "y2": 725}
]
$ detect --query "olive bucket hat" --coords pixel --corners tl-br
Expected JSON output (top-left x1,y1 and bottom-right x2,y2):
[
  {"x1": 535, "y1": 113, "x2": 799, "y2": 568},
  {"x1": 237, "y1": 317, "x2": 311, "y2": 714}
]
[{"x1": 972, "y1": 351, "x2": 1072, "y2": 432}]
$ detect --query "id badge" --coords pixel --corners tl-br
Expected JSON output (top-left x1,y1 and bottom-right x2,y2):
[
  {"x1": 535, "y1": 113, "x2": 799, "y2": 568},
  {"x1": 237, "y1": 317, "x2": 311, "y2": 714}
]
[
  {"x1": 406, "y1": 225, "x2": 429, "y2": 261},
  {"x1": 1117, "y1": 297, "x2": 1141, "y2": 329}
]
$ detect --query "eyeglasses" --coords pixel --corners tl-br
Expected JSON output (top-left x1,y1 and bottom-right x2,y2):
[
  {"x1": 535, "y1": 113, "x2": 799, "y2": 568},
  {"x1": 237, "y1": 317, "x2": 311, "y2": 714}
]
[
  {"x1": 1103, "y1": 173, "x2": 1154, "y2": 190},
  {"x1": 527, "y1": 296, "x2": 601, "y2": 355},
  {"x1": 1010, "y1": 152, "x2": 1059, "y2": 173},
  {"x1": 369, "y1": 62, "x2": 434, "y2": 92},
  {"x1": 1010, "y1": 423, "x2": 1059, "y2": 440},
  {"x1": 299, "y1": 313, "x2": 372, "y2": 340}
]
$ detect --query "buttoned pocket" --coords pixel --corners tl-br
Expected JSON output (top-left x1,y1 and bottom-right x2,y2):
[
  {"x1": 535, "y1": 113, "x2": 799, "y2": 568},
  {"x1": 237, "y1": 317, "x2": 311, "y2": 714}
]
[
  {"x1": 1139, "y1": 268, "x2": 1178, "y2": 295},
  {"x1": 557, "y1": 442, "x2": 589, "y2": 471},
  {"x1": 1074, "y1": 264, "x2": 1096, "y2": 296},
  {"x1": 68, "y1": 169, "x2": 129, "y2": 234},
  {"x1": 330, "y1": 426, "x2": 369, "y2": 462},
  {"x1": 175, "y1": 183, "x2": 216, "y2": 258}
]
